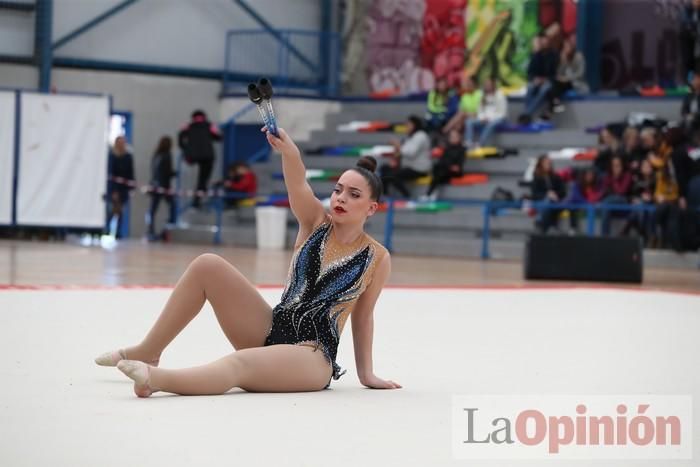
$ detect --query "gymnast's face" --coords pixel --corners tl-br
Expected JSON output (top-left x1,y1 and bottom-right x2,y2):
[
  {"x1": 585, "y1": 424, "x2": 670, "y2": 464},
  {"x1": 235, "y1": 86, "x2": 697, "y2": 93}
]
[{"x1": 330, "y1": 171, "x2": 378, "y2": 225}]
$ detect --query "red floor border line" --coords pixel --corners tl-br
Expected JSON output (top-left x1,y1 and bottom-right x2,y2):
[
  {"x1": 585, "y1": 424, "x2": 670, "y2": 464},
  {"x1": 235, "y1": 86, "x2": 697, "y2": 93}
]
[{"x1": 0, "y1": 283, "x2": 698, "y2": 296}]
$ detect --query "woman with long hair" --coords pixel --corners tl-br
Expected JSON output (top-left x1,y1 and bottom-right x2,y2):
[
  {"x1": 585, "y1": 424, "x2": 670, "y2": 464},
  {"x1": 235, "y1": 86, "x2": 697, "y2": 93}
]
[
  {"x1": 147, "y1": 136, "x2": 176, "y2": 241},
  {"x1": 96, "y1": 128, "x2": 401, "y2": 396}
]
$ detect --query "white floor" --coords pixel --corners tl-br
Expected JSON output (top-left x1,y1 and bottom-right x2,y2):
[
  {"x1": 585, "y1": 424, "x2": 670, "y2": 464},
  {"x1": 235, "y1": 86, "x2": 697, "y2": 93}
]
[{"x1": 0, "y1": 287, "x2": 698, "y2": 467}]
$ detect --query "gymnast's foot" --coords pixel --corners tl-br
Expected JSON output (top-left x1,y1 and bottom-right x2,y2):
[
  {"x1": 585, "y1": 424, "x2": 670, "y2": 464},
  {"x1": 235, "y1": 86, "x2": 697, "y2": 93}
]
[
  {"x1": 117, "y1": 360, "x2": 158, "y2": 398},
  {"x1": 94, "y1": 346, "x2": 160, "y2": 368}
]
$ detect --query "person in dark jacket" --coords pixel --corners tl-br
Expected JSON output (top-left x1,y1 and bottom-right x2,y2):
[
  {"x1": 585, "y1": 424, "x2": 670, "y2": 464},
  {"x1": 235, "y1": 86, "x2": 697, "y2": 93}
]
[
  {"x1": 519, "y1": 35, "x2": 559, "y2": 124},
  {"x1": 682, "y1": 72, "x2": 700, "y2": 132},
  {"x1": 531, "y1": 154, "x2": 566, "y2": 233},
  {"x1": 148, "y1": 136, "x2": 176, "y2": 241},
  {"x1": 423, "y1": 129, "x2": 464, "y2": 200},
  {"x1": 107, "y1": 136, "x2": 135, "y2": 238},
  {"x1": 178, "y1": 110, "x2": 221, "y2": 207},
  {"x1": 679, "y1": 0, "x2": 700, "y2": 78}
]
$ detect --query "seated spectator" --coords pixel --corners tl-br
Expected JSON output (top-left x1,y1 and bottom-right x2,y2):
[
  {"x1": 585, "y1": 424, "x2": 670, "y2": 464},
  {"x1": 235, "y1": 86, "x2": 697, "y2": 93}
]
[
  {"x1": 640, "y1": 126, "x2": 665, "y2": 169},
  {"x1": 600, "y1": 155, "x2": 633, "y2": 236},
  {"x1": 549, "y1": 34, "x2": 589, "y2": 114},
  {"x1": 425, "y1": 77, "x2": 455, "y2": 132},
  {"x1": 681, "y1": 72, "x2": 700, "y2": 132},
  {"x1": 443, "y1": 75, "x2": 482, "y2": 135},
  {"x1": 531, "y1": 155, "x2": 567, "y2": 233},
  {"x1": 566, "y1": 167, "x2": 603, "y2": 233},
  {"x1": 652, "y1": 160, "x2": 682, "y2": 249},
  {"x1": 222, "y1": 162, "x2": 257, "y2": 208},
  {"x1": 465, "y1": 78, "x2": 507, "y2": 148},
  {"x1": 622, "y1": 158, "x2": 656, "y2": 242},
  {"x1": 380, "y1": 115, "x2": 431, "y2": 198},
  {"x1": 422, "y1": 129, "x2": 465, "y2": 201},
  {"x1": 594, "y1": 125, "x2": 622, "y2": 174},
  {"x1": 519, "y1": 34, "x2": 559, "y2": 124},
  {"x1": 621, "y1": 126, "x2": 646, "y2": 170}
]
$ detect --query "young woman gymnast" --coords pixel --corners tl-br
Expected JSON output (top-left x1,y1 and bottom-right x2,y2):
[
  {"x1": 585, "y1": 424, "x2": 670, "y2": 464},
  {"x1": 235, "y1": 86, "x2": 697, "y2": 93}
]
[{"x1": 95, "y1": 127, "x2": 401, "y2": 396}]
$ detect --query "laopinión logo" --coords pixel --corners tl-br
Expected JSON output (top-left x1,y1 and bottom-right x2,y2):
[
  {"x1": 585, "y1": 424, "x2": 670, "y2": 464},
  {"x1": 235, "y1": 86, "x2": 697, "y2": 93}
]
[{"x1": 452, "y1": 395, "x2": 692, "y2": 459}]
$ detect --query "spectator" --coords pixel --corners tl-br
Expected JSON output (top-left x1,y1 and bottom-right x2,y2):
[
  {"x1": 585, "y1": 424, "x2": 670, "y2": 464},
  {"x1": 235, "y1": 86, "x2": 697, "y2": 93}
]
[
  {"x1": 566, "y1": 167, "x2": 603, "y2": 233},
  {"x1": 600, "y1": 155, "x2": 633, "y2": 236},
  {"x1": 222, "y1": 162, "x2": 257, "y2": 208},
  {"x1": 380, "y1": 115, "x2": 431, "y2": 198},
  {"x1": 622, "y1": 158, "x2": 656, "y2": 242},
  {"x1": 652, "y1": 159, "x2": 682, "y2": 249},
  {"x1": 147, "y1": 136, "x2": 176, "y2": 242},
  {"x1": 679, "y1": 0, "x2": 700, "y2": 78},
  {"x1": 425, "y1": 77, "x2": 454, "y2": 131},
  {"x1": 681, "y1": 72, "x2": 700, "y2": 132},
  {"x1": 465, "y1": 78, "x2": 507, "y2": 148},
  {"x1": 178, "y1": 110, "x2": 221, "y2": 208},
  {"x1": 621, "y1": 126, "x2": 646, "y2": 170},
  {"x1": 443, "y1": 75, "x2": 482, "y2": 135},
  {"x1": 422, "y1": 129, "x2": 465, "y2": 201},
  {"x1": 594, "y1": 125, "x2": 622, "y2": 174},
  {"x1": 531, "y1": 155, "x2": 566, "y2": 233},
  {"x1": 549, "y1": 35, "x2": 588, "y2": 114},
  {"x1": 519, "y1": 34, "x2": 559, "y2": 124},
  {"x1": 107, "y1": 136, "x2": 135, "y2": 239}
]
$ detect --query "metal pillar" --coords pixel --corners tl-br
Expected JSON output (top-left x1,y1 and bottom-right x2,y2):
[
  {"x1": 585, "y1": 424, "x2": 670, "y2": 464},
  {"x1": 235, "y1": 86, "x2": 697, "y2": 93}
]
[{"x1": 35, "y1": 0, "x2": 53, "y2": 92}]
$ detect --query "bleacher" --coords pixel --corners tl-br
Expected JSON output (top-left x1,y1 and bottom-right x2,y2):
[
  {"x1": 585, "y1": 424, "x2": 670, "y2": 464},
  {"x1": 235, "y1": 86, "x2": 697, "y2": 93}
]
[{"x1": 170, "y1": 95, "x2": 696, "y2": 267}]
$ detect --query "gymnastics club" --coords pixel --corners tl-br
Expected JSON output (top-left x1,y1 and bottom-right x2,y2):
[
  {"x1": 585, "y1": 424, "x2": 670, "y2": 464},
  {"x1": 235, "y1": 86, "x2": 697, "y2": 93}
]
[{"x1": 247, "y1": 78, "x2": 279, "y2": 137}]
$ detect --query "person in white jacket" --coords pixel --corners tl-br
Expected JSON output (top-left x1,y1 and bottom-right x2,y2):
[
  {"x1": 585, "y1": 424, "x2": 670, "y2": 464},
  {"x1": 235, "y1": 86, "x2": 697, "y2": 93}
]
[
  {"x1": 465, "y1": 78, "x2": 508, "y2": 148},
  {"x1": 380, "y1": 115, "x2": 432, "y2": 198}
]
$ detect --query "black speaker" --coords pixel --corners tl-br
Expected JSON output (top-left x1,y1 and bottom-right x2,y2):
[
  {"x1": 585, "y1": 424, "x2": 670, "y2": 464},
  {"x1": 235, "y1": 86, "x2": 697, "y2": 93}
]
[{"x1": 524, "y1": 235, "x2": 643, "y2": 283}]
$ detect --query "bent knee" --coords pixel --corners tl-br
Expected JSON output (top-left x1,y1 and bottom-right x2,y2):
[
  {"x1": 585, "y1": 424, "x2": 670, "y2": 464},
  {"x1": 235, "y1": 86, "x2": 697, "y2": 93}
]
[{"x1": 190, "y1": 253, "x2": 228, "y2": 272}]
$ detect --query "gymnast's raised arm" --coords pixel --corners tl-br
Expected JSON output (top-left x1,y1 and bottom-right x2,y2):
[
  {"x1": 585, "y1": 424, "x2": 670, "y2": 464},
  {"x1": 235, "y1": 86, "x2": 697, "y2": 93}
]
[{"x1": 264, "y1": 127, "x2": 327, "y2": 239}]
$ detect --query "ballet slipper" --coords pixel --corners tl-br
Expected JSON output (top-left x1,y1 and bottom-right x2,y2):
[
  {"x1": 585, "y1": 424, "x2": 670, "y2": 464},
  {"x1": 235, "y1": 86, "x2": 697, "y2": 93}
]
[
  {"x1": 94, "y1": 349, "x2": 127, "y2": 367},
  {"x1": 117, "y1": 360, "x2": 158, "y2": 398},
  {"x1": 94, "y1": 349, "x2": 159, "y2": 367}
]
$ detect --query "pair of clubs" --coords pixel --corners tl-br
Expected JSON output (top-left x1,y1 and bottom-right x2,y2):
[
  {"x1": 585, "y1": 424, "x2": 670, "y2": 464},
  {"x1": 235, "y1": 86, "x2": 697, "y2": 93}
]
[{"x1": 248, "y1": 78, "x2": 279, "y2": 137}]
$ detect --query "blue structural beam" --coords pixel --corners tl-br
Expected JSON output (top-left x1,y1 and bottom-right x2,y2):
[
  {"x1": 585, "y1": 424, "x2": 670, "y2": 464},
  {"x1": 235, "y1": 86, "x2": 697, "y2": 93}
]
[
  {"x1": 0, "y1": 1, "x2": 35, "y2": 11},
  {"x1": 52, "y1": 57, "x2": 319, "y2": 88},
  {"x1": 232, "y1": 0, "x2": 317, "y2": 73},
  {"x1": 35, "y1": 0, "x2": 52, "y2": 92},
  {"x1": 319, "y1": 0, "x2": 332, "y2": 95},
  {"x1": 52, "y1": 0, "x2": 139, "y2": 50},
  {"x1": 0, "y1": 54, "x2": 33, "y2": 65},
  {"x1": 577, "y1": 0, "x2": 603, "y2": 92}
]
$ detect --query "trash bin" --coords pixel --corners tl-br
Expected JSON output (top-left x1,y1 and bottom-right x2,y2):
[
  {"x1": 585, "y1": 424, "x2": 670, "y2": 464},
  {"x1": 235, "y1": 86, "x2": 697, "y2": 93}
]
[{"x1": 255, "y1": 206, "x2": 288, "y2": 249}]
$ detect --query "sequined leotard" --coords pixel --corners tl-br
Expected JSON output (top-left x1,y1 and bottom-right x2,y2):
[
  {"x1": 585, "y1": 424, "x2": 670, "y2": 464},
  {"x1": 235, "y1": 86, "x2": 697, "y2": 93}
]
[{"x1": 263, "y1": 221, "x2": 386, "y2": 384}]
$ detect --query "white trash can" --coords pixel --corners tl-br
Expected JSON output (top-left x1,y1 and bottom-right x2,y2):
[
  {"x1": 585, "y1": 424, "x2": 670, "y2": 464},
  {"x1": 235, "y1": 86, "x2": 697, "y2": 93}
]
[{"x1": 255, "y1": 206, "x2": 288, "y2": 250}]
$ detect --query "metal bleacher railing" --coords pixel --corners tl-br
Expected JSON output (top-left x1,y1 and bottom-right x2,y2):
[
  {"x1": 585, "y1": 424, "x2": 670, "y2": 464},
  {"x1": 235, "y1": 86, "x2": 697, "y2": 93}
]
[{"x1": 380, "y1": 199, "x2": 689, "y2": 259}]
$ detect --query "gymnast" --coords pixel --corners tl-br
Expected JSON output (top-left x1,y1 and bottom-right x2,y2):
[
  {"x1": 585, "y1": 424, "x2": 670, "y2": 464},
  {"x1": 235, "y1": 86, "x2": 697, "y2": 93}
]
[{"x1": 95, "y1": 127, "x2": 401, "y2": 396}]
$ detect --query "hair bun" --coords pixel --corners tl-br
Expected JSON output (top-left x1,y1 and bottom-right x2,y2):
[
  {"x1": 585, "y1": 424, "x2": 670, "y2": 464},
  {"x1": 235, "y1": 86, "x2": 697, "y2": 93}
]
[{"x1": 356, "y1": 155, "x2": 377, "y2": 173}]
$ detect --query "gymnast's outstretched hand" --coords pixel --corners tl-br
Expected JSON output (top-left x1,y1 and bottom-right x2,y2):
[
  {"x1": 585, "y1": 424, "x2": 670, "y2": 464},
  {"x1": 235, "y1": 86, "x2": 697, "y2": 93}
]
[
  {"x1": 262, "y1": 126, "x2": 300, "y2": 158},
  {"x1": 361, "y1": 374, "x2": 402, "y2": 390}
]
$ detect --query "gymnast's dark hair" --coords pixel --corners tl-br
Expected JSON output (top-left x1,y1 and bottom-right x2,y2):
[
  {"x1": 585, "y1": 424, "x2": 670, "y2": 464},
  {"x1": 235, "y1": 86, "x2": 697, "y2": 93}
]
[{"x1": 351, "y1": 156, "x2": 383, "y2": 201}]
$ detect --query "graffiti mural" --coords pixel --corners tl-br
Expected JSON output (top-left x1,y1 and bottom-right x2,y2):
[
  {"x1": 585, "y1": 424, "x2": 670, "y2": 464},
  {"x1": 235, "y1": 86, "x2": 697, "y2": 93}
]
[
  {"x1": 361, "y1": 0, "x2": 578, "y2": 95},
  {"x1": 365, "y1": 0, "x2": 432, "y2": 95},
  {"x1": 465, "y1": 0, "x2": 576, "y2": 90},
  {"x1": 601, "y1": 0, "x2": 684, "y2": 89}
]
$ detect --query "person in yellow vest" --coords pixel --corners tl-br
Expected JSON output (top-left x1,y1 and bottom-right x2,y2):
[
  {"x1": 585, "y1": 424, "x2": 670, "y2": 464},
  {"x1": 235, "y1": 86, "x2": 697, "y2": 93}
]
[
  {"x1": 425, "y1": 77, "x2": 455, "y2": 131},
  {"x1": 443, "y1": 75, "x2": 482, "y2": 135}
]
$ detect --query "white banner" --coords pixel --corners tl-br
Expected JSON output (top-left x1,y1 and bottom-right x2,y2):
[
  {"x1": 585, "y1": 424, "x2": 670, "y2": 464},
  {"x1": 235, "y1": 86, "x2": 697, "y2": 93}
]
[
  {"x1": 0, "y1": 91, "x2": 15, "y2": 224},
  {"x1": 17, "y1": 93, "x2": 109, "y2": 227}
]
